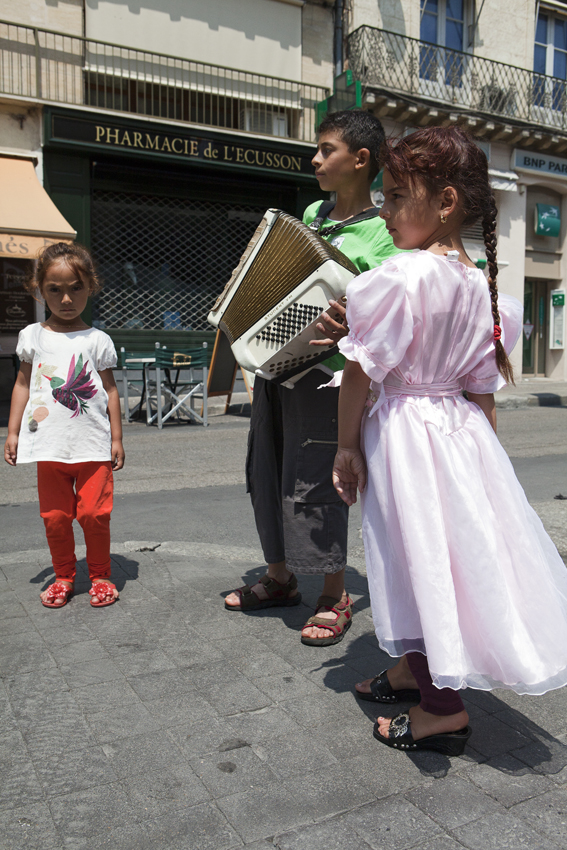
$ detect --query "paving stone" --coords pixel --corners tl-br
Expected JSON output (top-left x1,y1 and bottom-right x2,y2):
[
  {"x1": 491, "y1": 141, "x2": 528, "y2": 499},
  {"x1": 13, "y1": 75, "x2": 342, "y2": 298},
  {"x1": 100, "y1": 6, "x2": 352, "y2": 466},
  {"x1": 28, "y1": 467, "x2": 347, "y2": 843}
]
[
  {"x1": 112, "y1": 647, "x2": 178, "y2": 676},
  {"x1": 35, "y1": 621, "x2": 96, "y2": 646},
  {"x1": 166, "y1": 716, "x2": 241, "y2": 759},
  {"x1": 0, "y1": 730, "x2": 45, "y2": 812},
  {"x1": 233, "y1": 651, "x2": 296, "y2": 679},
  {"x1": 10, "y1": 688, "x2": 83, "y2": 732},
  {"x1": 200, "y1": 678, "x2": 273, "y2": 716},
  {"x1": 252, "y1": 671, "x2": 322, "y2": 703},
  {"x1": 32, "y1": 745, "x2": 118, "y2": 797},
  {"x1": 406, "y1": 774, "x2": 502, "y2": 829},
  {"x1": 465, "y1": 753, "x2": 554, "y2": 806},
  {"x1": 342, "y1": 796, "x2": 443, "y2": 850},
  {"x1": 84, "y1": 701, "x2": 165, "y2": 744},
  {"x1": 121, "y1": 763, "x2": 210, "y2": 819},
  {"x1": 49, "y1": 783, "x2": 133, "y2": 839},
  {"x1": 22, "y1": 717, "x2": 97, "y2": 758},
  {"x1": 252, "y1": 728, "x2": 338, "y2": 780},
  {"x1": 190, "y1": 744, "x2": 277, "y2": 797},
  {"x1": 158, "y1": 634, "x2": 227, "y2": 667},
  {"x1": 71, "y1": 678, "x2": 142, "y2": 711},
  {"x1": 226, "y1": 706, "x2": 305, "y2": 746},
  {"x1": 513, "y1": 736, "x2": 567, "y2": 777},
  {"x1": 143, "y1": 801, "x2": 241, "y2": 850},
  {"x1": 288, "y1": 769, "x2": 375, "y2": 820},
  {"x1": 275, "y1": 819, "x2": 373, "y2": 850},
  {"x1": 279, "y1": 690, "x2": 357, "y2": 729},
  {"x1": 216, "y1": 780, "x2": 309, "y2": 844},
  {"x1": 0, "y1": 802, "x2": 62, "y2": 850},
  {"x1": 511, "y1": 787, "x2": 567, "y2": 847},
  {"x1": 59, "y1": 657, "x2": 126, "y2": 689},
  {"x1": 126, "y1": 668, "x2": 195, "y2": 701},
  {"x1": 460, "y1": 688, "x2": 507, "y2": 714},
  {"x1": 60, "y1": 821, "x2": 150, "y2": 850},
  {"x1": 101, "y1": 728, "x2": 186, "y2": 778},
  {"x1": 143, "y1": 690, "x2": 217, "y2": 726},
  {"x1": 453, "y1": 809, "x2": 564, "y2": 849},
  {"x1": 403, "y1": 838, "x2": 465, "y2": 850},
  {"x1": 0, "y1": 614, "x2": 30, "y2": 636},
  {"x1": 0, "y1": 630, "x2": 56, "y2": 675},
  {"x1": 48, "y1": 639, "x2": 109, "y2": 666},
  {"x1": 467, "y1": 713, "x2": 533, "y2": 758}
]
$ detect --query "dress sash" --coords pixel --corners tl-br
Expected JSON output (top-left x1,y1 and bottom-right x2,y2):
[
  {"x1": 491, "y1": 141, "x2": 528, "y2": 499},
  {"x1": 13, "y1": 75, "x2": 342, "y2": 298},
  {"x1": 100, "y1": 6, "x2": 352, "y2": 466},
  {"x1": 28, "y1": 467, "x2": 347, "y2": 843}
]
[{"x1": 367, "y1": 379, "x2": 462, "y2": 417}]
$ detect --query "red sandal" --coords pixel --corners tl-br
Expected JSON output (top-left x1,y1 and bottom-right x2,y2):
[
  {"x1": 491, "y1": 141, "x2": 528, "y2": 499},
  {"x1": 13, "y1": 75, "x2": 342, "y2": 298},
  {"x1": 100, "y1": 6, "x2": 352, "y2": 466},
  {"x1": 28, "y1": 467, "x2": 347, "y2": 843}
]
[
  {"x1": 89, "y1": 580, "x2": 118, "y2": 608},
  {"x1": 41, "y1": 581, "x2": 74, "y2": 608},
  {"x1": 300, "y1": 594, "x2": 353, "y2": 646}
]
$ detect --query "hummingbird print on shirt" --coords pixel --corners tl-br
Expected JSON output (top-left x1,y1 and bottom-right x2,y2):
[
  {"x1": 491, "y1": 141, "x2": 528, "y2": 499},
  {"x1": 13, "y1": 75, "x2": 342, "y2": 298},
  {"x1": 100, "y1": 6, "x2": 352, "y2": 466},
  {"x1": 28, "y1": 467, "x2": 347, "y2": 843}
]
[{"x1": 43, "y1": 353, "x2": 97, "y2": 417}]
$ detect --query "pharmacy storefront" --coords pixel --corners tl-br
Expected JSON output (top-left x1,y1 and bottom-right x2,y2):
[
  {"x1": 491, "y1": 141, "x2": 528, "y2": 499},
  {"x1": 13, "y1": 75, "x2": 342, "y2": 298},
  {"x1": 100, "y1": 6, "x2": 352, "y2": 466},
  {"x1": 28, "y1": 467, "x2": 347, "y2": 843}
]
[
  {"x1": 513, "y1": 149, "x2": 567, "y2": 379},
  {"x1": 43, "y1": 107, "x2": 320, "y2": 353}
]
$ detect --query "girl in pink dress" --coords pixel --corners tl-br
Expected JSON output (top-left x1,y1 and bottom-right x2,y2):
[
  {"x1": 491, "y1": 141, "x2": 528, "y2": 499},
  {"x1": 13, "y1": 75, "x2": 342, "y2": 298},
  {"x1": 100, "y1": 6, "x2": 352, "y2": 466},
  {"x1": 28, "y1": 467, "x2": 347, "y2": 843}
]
[{"x1": 332, "y1": 127, "x2": 567, "y2": 755}]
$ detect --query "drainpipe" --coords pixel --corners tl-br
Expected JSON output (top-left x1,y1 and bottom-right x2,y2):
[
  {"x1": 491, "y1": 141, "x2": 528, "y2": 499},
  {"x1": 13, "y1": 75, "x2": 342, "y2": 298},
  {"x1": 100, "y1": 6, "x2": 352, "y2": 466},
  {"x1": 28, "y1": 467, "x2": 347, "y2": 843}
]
[{"x1": 334, "y1": 0, "x2": 344, "y2": 77}]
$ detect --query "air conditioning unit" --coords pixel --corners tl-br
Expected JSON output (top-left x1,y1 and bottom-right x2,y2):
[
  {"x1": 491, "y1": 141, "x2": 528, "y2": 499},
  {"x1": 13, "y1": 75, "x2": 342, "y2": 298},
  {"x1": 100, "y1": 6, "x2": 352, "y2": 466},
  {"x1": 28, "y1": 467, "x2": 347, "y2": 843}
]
[{"x1": 479, "y1": 84, "x2": 516, "y2": 117}]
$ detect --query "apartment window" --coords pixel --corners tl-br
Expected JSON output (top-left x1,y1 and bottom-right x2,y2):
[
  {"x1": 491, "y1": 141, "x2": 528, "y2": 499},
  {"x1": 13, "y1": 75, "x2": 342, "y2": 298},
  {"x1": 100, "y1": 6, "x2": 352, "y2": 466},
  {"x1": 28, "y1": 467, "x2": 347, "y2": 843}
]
[
  {"x1": 534, "y1": 10, "x2": 567, "y2": 110},
  {"x1": 420, "y1": 0, "x2": 467, "y2": 85}
]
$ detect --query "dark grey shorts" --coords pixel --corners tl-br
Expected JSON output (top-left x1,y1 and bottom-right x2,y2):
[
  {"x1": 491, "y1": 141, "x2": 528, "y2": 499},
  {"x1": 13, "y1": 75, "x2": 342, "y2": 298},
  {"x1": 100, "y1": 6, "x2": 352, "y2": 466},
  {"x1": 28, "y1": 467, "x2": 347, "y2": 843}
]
[{"x1": 246, "y1": 370, "x2": 348, "y2": 575}]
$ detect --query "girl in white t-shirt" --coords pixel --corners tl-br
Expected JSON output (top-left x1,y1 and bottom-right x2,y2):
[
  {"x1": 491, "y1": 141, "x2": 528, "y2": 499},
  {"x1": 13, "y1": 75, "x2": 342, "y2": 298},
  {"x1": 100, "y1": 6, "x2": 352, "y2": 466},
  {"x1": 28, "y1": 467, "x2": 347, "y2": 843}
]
[{"x1": 4, "y1": 242, "x2": 125, "y2": 609}]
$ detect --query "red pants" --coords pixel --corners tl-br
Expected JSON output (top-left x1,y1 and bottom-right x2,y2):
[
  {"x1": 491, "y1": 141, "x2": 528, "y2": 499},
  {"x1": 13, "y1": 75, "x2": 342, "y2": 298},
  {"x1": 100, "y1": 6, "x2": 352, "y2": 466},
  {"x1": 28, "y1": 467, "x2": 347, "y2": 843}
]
[
  {"x1": 406, "y1": 652, "x2": 466, "y2": 716},
  {"x1": 37, "y1": 461, "x2": 113, "y2": 583}
]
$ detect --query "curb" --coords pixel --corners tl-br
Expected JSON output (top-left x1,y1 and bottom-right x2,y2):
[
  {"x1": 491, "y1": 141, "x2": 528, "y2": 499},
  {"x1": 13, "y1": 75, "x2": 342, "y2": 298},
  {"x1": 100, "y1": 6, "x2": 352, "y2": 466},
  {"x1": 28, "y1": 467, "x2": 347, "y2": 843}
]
[{"x1": 496, "y1": 393, "x2": 567, "y2": 409}]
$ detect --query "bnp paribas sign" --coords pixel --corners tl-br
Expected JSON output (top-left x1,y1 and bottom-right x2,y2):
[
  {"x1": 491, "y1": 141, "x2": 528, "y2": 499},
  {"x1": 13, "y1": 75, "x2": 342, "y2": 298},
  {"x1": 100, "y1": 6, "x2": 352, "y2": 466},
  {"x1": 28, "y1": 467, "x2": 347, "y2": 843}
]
[{"x1": 513, "y1": 149, "x2": 567, "y2": 179}]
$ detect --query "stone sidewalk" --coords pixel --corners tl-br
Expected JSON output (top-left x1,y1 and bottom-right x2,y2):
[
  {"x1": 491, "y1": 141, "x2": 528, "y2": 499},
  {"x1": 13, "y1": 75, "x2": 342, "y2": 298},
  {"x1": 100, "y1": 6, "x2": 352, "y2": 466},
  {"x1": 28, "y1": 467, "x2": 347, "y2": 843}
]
[{"x1": 1, "y1": 534, "x2": 567, "y2": 850}]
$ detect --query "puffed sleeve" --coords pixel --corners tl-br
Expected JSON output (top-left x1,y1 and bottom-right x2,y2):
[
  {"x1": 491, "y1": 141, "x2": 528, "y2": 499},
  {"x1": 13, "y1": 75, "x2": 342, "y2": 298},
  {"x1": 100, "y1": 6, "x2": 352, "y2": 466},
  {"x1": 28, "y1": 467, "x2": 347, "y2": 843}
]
[
  {"x1": 15, "y1": 325, "x2": 35, "y2": 363},
  {"x1": 338, "y1": 259, "x2": 414, "y2": 383},
  {"x1": 95, "y1": 332, "x2": 118, "y2": 371},
  {"x1": 459, "y1": 294, "x2": 523, "y2": 394}
]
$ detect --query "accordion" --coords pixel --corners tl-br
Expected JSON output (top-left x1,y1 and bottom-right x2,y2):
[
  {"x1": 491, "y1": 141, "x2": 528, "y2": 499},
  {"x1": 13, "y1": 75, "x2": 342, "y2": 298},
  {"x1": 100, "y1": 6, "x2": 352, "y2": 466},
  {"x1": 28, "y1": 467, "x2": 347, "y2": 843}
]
[{"x1": 207, "y1": 209, "x2": 359, "y2": 381}]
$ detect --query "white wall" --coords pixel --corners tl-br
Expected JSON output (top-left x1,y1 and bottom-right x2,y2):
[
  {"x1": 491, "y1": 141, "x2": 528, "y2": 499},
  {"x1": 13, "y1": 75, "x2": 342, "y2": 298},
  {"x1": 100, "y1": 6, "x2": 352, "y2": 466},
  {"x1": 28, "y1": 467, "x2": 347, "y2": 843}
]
[
  {"x1": 0, "y1": 0, "x2": 83, "y2": 34},
  {"x1": 85, "y1": 0, "x2": 302, "y2": 79}
]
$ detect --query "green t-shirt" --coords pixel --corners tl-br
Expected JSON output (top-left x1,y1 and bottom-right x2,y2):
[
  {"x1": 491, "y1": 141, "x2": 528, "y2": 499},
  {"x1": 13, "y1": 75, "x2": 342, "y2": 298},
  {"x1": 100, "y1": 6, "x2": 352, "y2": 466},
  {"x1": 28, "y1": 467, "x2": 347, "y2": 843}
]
[{"x1": 302, "y1": 200, "x2": 401, "y2": 371}]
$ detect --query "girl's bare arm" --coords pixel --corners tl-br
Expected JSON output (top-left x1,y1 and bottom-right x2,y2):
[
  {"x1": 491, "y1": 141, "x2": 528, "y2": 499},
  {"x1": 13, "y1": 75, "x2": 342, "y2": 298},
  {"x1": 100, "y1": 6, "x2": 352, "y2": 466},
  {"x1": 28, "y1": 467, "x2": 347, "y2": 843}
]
[
  {"x1": 333, "y1": 359, "x2": 371, "y2": 505},
  {"x1": 4, "y1": 363, "x2": 32, "y2": 465},
  {"x1": 100, "y1": 368, "x2": 125, "y2": 470},
  {"x1": 468, "y1": 391, "x2": 496, "y2": 433}
]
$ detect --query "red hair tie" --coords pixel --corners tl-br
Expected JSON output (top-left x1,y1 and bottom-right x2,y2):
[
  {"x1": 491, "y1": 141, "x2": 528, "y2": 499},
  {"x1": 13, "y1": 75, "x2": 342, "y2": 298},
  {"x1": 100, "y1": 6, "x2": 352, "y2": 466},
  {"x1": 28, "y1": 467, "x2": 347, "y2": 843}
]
[{"x1": 493, "y1": 325, "x2": 502, "y2": 341}]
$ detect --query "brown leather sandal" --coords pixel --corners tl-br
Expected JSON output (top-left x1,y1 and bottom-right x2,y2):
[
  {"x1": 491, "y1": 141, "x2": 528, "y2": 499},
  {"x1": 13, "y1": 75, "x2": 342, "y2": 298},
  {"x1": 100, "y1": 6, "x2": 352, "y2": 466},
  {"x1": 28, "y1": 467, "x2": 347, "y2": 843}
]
[
  {"x1": 225, "y1": 573, "x2": 302, "y2": 611},
  {"x1": 300, "y1": 594, "x2": 353, "y2": 646}
]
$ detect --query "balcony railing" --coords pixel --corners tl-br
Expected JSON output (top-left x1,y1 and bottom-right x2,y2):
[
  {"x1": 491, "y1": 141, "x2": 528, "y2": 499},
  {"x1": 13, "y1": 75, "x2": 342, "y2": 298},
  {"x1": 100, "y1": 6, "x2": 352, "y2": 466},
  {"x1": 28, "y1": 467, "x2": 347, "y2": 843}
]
[
  {"x1": 348, "y1": 25, "x2": 567, "y2": 133},
  {"x1": 0, "y1": 20, "x2": 328, "y2": 143}
]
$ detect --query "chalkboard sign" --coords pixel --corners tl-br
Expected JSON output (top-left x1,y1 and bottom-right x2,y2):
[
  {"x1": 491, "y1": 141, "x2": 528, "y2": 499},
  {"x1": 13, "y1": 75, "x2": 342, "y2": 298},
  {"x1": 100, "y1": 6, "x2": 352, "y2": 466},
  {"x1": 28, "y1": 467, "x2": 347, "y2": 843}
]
[{"x1": 207, "y1": 329, "x2": 253, "y2": 412}]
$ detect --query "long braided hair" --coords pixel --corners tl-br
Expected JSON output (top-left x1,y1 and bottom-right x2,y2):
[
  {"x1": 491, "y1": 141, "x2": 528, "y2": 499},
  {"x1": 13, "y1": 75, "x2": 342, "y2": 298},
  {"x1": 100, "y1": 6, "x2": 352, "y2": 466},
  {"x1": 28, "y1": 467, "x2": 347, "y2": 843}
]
[{"x1": 381, "y1": 126, "x2": 514, "y2": 384}]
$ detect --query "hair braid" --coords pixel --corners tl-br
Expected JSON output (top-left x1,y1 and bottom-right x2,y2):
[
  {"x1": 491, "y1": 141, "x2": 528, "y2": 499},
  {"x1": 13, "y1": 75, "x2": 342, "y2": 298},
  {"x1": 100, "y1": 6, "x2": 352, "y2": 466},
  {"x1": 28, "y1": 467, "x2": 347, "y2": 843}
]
[{"x1": 482, "y1": 194, "x2": 514, "y2": 385}]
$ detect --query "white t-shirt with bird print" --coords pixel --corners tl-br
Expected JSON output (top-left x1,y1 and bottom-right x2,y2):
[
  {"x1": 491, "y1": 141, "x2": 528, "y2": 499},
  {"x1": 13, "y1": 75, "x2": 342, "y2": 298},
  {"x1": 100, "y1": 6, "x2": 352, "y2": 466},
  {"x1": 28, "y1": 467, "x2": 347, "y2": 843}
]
[{"x1": 15, "y1": 323, "x2": 117, "y2": 463}]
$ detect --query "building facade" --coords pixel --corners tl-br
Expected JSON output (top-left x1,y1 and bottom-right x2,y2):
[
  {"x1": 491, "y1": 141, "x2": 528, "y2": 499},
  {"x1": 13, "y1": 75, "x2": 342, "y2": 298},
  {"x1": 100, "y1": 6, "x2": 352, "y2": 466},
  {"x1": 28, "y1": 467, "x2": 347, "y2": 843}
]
[
  {"x1": 346, "y1": 0, "x2": 567, "y2": 381},
  {"x1": 2, "y1": 0, "x2": 567, "y2": 390},
  {"x1": 0, "y1": 0, "x2": 335, "y2": 402}
]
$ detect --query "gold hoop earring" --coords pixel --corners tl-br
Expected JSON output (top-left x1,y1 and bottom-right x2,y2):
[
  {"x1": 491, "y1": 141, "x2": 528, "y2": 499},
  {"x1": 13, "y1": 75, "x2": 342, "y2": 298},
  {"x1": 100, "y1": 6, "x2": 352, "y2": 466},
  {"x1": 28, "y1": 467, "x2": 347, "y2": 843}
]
[{"x1": 440, "y1": 213, "x2": 448, "y2": 224}]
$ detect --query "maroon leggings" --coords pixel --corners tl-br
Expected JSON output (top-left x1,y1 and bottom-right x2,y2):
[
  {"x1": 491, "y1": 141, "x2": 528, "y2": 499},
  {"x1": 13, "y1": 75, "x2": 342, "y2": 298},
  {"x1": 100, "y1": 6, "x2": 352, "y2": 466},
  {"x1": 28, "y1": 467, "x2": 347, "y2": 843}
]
[{"x1": 406, "y1": 652, "x2": 465, "y2": 716}]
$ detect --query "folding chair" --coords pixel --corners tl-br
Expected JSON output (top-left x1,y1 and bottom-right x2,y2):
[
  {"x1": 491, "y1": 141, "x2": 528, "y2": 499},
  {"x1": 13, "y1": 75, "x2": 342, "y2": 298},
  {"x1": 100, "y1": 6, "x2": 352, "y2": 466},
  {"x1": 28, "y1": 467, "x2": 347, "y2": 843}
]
[
  {"x1": 147, "y1": 342, "x2": 209, "y2": 429},
  {"x1": 119, "y1": 347, "x2": 157, "y2": 423}
]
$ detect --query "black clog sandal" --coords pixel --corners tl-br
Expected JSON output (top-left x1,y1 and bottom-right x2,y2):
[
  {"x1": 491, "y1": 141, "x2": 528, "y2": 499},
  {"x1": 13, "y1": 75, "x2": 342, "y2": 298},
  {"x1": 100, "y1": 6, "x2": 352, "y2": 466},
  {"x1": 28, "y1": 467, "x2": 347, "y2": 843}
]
[
  {"x1": 373, "y1": 712, "x2": 472, "y2": 755},
  {"x1": 355, "y1": 670, "x2": 421, "y2": 704}
]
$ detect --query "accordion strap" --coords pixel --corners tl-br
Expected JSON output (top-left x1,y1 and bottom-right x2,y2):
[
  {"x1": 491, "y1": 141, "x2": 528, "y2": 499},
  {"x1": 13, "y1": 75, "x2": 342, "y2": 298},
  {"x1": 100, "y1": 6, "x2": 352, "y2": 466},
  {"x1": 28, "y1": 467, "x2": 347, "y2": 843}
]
[{"x1": 309, "y1": 200, "x2": 382, "y2": 236}]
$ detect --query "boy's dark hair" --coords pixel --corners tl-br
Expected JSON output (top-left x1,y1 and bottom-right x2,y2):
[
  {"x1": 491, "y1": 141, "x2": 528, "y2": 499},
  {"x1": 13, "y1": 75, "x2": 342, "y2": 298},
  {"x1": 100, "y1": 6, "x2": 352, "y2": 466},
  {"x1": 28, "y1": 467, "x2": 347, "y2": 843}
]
[
  {"x1": 27, "y1": 242, "x2": 102, "y2": 295},
  {"x1": 318, "y1": 110, "x2": 385, "y2": 181}
]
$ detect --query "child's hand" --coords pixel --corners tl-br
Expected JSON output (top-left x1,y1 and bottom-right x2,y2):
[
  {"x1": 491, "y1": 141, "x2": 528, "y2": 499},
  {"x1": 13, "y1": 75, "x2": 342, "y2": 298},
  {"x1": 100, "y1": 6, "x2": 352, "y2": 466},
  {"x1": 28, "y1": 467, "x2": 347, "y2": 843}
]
[
  {"x1": 310, "y1": 299, "x2": 349, "y2": 347},
  {"x1": 332, "y1": 447, "x2": 366, "y2": 506},
  {"x1": 111, "y1": 440, "x2": 125, "y2": 470},
  {"x1": 4, "y1": 434, "x2": 18, "y2": 466}
]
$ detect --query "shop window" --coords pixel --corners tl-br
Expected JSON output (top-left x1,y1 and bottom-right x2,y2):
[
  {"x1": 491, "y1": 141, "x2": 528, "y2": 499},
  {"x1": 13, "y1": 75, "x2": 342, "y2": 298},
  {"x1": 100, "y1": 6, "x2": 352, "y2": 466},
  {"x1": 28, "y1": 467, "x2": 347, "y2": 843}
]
[
  {"x1": 533, "y1": 10, "x2": 567, "y2": 111},
  {"x1": 90, "y1": 191, "x2": 266, "y2": 333}
]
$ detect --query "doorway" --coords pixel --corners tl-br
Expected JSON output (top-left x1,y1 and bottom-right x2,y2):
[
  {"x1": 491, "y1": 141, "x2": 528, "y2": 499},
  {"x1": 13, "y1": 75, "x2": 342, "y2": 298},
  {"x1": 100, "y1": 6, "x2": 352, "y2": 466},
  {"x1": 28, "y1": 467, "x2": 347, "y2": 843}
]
[{"x1": 523, "y1": 279, "x2": 548, "y2": 375}]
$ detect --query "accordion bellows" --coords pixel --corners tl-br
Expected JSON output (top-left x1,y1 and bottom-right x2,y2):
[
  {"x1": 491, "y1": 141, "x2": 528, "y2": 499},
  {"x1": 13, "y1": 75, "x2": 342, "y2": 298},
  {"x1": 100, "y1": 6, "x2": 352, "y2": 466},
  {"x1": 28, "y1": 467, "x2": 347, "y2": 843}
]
[{"x1": 208, "y1": 209, "x2": 359, "y2": 380}]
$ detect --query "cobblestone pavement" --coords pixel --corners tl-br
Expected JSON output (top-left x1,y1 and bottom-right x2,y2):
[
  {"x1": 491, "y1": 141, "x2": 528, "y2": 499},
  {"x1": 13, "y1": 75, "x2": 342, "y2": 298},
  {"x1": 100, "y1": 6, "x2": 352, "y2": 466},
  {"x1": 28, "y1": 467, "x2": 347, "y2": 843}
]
[{"x1": 1, "y1": 405, "x2": 567, "y2": 849}]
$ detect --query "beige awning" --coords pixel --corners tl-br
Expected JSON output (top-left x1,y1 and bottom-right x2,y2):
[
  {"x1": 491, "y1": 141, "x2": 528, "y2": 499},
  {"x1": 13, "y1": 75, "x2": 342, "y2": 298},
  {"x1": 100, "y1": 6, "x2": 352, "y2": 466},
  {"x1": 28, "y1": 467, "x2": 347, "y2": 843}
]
[{"x1": 0, "y1": 154, "x2": 76, "y2": 259}]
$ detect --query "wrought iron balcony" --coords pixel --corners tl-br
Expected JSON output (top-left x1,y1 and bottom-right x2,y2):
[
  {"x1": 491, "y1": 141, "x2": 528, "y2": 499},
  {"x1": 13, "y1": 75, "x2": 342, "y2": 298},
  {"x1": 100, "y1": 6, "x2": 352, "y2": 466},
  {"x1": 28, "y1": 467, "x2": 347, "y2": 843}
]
[
  {"x1": 348, "y1": 25, "x2": 567, "y2": 135},
  {"x1": 0, "y1": 19, "x2": 328, "y2": 143}
]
